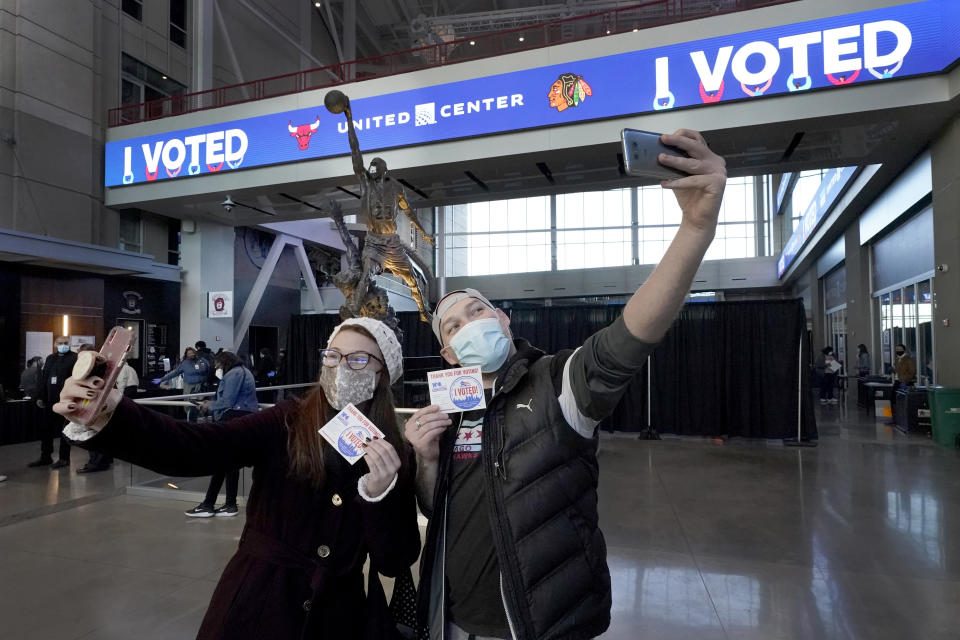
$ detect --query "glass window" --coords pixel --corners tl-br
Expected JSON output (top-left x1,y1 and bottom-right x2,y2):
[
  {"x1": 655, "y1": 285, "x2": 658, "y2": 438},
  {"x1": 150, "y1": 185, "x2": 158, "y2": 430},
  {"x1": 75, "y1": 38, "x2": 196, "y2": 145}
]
[
  {"x1": 119, "y1": 210, "x2": 142, "y2": 253},
  {"x1": 170, "y1": 0, "x2": 187, "y2": 48},
  {"x1": 440, "y1": 177, "x2": 763, "y2": 277},
  {"x1": 791, "y1": 169, "x2": 825, "y2": 230},
  {"x1": 879, "y1": 292, "x2": 893, "y2": 374},
  {"x1": 917, "y1": 279, "x2": 934, "y2": 385},
  {"x1": 442, "y1": 197, "x2": 550, "y2": 276},
  {"x1": 122, "y1": 0, "x2": 142, "y2": 21},
  {"x1": 557, "y1": 189, "x2": 631, "y2": 270}
]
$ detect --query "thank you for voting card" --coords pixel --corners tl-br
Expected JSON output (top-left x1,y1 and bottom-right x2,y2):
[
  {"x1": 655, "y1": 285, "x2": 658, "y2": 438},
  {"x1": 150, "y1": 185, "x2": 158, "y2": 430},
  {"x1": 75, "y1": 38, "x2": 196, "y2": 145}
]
[
  {"x1": 319, "y1": 403, "x2": 385, "y2": 465},
  {"x1": 428, "y1": 366, "x2": 486, "y2": 413}
]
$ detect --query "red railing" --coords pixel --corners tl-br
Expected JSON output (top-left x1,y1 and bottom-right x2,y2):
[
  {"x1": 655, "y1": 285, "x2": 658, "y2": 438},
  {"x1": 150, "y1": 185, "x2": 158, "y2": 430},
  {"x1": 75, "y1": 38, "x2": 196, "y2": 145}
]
[{"x1": 108, "y1": 0, "x2": 799, "y2": 127}]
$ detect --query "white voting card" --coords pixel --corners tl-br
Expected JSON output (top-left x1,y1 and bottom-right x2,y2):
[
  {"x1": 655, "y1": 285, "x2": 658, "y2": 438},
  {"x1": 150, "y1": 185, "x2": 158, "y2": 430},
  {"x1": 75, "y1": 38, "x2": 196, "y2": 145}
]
[
  {"x1": 427, "y1": 366, "x2": 486, "y2": 413},
  {"x1": 318, "y1": 403, "x2": 386, "y2": 465}
]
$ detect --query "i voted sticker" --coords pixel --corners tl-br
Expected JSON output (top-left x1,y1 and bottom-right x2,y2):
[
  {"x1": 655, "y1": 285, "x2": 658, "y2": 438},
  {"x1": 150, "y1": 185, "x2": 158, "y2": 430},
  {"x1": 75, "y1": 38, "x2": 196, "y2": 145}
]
[
  {"x1": 318, "y1": 403, "x2": 385, "y2": 465},
  {"x1": 428, "y1": 366, "x2": 486, "y2": 413}
]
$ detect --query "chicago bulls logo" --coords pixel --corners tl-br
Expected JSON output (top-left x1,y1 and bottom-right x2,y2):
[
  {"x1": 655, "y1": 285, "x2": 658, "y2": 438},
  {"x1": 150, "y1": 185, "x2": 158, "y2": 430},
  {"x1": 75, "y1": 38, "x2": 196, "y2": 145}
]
[{"x1": 288, "y1": 116, "x2": 321, "y2": 150}]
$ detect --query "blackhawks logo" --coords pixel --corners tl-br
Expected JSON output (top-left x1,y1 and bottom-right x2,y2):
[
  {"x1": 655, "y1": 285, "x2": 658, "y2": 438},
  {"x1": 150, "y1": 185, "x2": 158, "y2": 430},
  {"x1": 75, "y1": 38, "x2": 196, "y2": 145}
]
[{"x1": 548, "y1": 73, "x2": 592, "y2": 113}]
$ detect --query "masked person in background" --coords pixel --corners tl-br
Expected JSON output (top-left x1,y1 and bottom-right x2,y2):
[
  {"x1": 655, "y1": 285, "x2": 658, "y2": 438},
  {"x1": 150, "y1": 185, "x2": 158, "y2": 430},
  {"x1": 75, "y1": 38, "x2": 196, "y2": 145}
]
[
  {"x1": 894, "y1": 343, "x2": 916, "y2": 389},
  {"x1": 53, "y1": 318, "x2": 419, "y2": 640},
  {"x1": 28, "y1": 336, "x2": 77, "y2": 469},
  {"x1": 405, "y1": 129, "x2": 726, "y2": 640},
  {"x1": 182, "y1": 351, "x2": 258, "y2": 518},
  {"x1": 155, "y1": 347, "x2": 209, "y2": 422}
]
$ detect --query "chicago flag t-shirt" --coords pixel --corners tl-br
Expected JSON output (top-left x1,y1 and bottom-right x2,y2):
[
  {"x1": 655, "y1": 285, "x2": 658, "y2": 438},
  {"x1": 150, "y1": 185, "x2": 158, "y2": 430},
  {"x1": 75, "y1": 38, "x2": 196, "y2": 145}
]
[{"x1": 445, "y1": 391, "x2": 509, "y2": 637}]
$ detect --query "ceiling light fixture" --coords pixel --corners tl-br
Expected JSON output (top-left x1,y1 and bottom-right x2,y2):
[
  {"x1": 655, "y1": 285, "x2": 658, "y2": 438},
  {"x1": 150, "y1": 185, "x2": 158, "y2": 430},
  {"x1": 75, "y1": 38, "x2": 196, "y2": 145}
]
[
  {"x1": 161, "y1": 75, "x2": 168, "y2": 80},
  {"x1": 632, "y1": 27, "x2": 638, "y2": 32},
  {"x1": 314, "y1": 1, "x2": 321, "y2": 7},
  {"x1": 606, "y1": 29, "x2": 611, "y2": 35},
  {"x1": 469, "y1": 40, "x2": 475, "y2": 45},
  {"x1": 518, "y1": 35, "x2": 524, "y2": 42}
]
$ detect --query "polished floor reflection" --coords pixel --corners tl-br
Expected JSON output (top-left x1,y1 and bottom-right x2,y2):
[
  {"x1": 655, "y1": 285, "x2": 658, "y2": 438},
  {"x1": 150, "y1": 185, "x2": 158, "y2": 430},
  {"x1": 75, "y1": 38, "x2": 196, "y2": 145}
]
[{"x1": 1, "y1": 392, "x2": 959, "y2": 639}]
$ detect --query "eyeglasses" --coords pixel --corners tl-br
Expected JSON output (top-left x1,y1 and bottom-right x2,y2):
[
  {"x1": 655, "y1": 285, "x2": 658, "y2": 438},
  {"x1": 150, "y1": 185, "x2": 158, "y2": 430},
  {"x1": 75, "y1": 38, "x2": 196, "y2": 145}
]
[{"x1": 320, "y1": 349, "x2": 384, "y2": 371}]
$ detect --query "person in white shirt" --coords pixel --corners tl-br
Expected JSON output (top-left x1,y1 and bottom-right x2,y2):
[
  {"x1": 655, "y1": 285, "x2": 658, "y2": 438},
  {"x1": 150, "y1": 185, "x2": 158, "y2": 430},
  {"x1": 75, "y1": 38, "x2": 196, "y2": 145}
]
[{"x1": 77, "y1": 359, "x2": 139, "y2": 474}]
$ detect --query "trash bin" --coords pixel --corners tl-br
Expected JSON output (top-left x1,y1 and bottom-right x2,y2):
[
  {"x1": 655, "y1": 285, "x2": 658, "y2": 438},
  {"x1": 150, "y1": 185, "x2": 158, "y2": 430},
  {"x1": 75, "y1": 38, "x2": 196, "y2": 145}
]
[{"x1": 927, "y1": 387, "x2": 960, "y2": 448}]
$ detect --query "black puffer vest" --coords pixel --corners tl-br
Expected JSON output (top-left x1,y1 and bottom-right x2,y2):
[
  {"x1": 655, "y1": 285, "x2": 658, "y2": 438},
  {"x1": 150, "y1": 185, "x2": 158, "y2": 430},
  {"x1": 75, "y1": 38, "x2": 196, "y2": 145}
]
[{"x1": 417, "y1": 340, "x2": 611, "y2": 640}]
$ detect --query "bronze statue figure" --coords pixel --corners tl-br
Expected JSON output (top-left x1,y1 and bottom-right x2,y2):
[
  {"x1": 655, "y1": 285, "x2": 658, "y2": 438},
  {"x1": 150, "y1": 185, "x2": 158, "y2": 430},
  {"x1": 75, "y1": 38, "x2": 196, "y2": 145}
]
[{"x1": 324, "y1": 90, "x2": 434, "y2": 323}]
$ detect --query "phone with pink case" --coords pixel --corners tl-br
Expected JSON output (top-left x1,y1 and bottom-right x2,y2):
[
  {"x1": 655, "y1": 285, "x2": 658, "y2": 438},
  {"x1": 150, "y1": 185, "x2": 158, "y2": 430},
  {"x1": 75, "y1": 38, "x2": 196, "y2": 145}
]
[{"x1": 71, "y1": 327, "x2": 134, "y2": 425}]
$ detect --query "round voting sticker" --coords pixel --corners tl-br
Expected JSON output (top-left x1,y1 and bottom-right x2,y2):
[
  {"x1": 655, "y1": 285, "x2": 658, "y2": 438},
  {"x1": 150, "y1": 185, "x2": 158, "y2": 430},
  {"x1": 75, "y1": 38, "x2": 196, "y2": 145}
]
[
  {"x1": 450, "y1": 376, "x2": 483, "y2": 410},
  {"x1": 338, "y1": 426, "x2": 374, "y2": 458}
]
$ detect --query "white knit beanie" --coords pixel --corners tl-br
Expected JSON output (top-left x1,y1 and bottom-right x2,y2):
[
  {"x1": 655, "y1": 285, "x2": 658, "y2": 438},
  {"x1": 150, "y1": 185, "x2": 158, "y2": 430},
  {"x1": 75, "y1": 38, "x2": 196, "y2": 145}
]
[{"x1": 326, "y1": 317, "x2": 404, "y2": 384}]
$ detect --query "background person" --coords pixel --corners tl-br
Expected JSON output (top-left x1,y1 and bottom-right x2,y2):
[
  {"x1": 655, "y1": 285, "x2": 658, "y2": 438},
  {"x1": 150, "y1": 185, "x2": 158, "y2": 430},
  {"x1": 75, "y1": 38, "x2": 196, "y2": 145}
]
[
  {"x1": 155, "y1": 347, "x2": 208, "y2": 421},
  {"x1": 405, "y1": 128, "x2": 726, "y2": 640},
  {"x1": 254, "y1": 347, "x2": 276, "y2": 403},
  {"x1": 856, "y1": 344, "x2": 871, "y2": 378},
  {"x1": 894, "y1": 343, "x2": 916, "y2": 389},
  {"x1": 54, "y1": 318, "x2": 419, "y2": 640},
  {"x1": 28, "y1": 336, "x2": 76, "y2": 469},
  {"x1": 19, "y1": 356, "x2": 43, "y2": 399},
  {"x1": 817, "y1": 346, "x2": 839, "y2": 405},
  {"x1": 183, "y1": 351, "x2": 258, "y2": 518}
]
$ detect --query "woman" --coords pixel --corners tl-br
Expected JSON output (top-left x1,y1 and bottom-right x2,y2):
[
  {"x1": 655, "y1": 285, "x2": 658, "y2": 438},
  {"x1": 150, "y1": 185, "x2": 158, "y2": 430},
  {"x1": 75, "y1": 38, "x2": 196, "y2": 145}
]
[
  {"x1": 856, "y1": 344, "x2": 871, "y2": 378},
  {"x1": 19, "y1": 355, "x2": 43, "y2": 399},
  {"x1": 183, "y1": 351, "x2": 259, "y2": 517},
  {"x1": 817, "y1": 346, "x2": 838, "y2": 405},
  {"x1": 54, "y1": 318, "x2": 419, "y2": 640},
  {"x1": 155, "y1": 347, "x2": 209, "y2": 421}
]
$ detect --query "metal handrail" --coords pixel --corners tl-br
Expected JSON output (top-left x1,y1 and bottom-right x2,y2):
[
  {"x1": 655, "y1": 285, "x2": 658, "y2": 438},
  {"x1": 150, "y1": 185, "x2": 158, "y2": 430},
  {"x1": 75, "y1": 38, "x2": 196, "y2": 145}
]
[
  {"x1": 108, "y1": 0, "x2": 799, "y2": 127},
  {"x1": 132, "y1": 382, "x2": 420, "y2": 414}
]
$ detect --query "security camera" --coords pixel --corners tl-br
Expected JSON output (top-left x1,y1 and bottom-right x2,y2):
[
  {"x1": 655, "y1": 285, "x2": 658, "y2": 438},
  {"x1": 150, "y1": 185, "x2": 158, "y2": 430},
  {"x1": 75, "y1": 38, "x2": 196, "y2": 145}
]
[
  {"x1": 937, "y1": 263, "x2": 949, "y2": 273},
  {"x1": 221, "y1": 196, "x2": 235, "y2": 213}
]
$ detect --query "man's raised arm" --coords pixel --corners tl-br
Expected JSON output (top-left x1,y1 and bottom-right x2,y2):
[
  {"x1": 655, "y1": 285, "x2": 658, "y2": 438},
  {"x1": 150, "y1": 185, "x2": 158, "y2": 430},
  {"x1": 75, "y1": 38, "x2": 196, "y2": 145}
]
[
  {"x1": 622, "y1": 129, "x2": 726, "y2": 342},
  {"x1": 561, "y1": 129, "x2": 726, "y2": 429}
]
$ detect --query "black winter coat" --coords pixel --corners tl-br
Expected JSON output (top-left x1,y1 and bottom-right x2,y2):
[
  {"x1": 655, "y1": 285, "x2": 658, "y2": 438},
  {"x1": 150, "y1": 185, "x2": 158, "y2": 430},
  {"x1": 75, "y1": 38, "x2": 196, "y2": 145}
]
[
  {"x1": 417, "y1": 317, "x2": 654, "y2": 640},
  {"x1": 72, "y1": 397, "x2": 421, "y2": 640},
  {"x1": 41, "y1": 350, "x2": 78, "y2": 404}
]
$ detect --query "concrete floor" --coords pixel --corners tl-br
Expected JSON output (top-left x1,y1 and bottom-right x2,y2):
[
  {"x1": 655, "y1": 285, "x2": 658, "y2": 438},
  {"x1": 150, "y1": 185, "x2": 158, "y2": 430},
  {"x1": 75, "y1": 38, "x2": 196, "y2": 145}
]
[{"x1": 1, "y1": 395, "x2": 959, "y2": 639}]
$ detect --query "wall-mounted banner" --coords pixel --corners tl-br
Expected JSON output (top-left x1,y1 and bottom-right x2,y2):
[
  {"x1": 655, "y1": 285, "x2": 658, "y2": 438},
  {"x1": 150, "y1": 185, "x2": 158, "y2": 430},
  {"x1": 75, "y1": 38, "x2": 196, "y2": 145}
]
[
  {"x1": 778, "y1": 165, "x2": 859, "y2": 278},
  {"x1": 104, "y1": 0, "x2": 960, "y2": 187}
]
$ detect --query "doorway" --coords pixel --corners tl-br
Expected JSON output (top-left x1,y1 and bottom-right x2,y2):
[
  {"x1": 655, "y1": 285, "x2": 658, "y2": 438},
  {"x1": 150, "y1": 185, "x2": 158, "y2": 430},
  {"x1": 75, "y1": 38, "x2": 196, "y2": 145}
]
[
  {"x1": 248, "y1": 325, "x2": 279, "y2": 370},
  {"x1": 116, "y1": 318, "x2": 144, "y2": 378}
]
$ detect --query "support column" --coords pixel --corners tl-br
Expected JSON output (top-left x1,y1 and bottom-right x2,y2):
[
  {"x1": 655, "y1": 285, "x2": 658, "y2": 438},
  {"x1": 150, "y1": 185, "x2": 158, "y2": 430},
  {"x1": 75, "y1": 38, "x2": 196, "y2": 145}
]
[
  {"x1": 808, "y1": 267, "x2": 825, "y2": 352},
  {"x1": 844, "y1": 223, "x2": 873, "y2": 372},
  {"x1": 343, "y1": 0, "x2": 356, "y2": 79},
  {"x1": 930, "y1": 115, "x2": 960, "y2": 386},
  {"x1": 180, "y1": 220, "x2": 235, "y2": 352},
  {"x1": 192, "y1": 0, "x2": 214, "y2": 91}
]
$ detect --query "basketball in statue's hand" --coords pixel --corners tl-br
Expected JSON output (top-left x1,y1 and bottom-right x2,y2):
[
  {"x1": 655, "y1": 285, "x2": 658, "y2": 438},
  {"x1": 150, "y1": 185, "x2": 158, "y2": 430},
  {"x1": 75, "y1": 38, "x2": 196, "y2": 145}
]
[{"x1": 324, "y1": 90, "x2": 349, "y2": 114}]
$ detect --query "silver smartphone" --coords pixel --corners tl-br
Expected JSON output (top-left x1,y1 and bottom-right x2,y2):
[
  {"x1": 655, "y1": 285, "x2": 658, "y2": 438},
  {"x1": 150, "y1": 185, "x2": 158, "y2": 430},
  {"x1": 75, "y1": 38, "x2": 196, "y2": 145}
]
[{"x1": 621, "y1": 128, "x2": 688, "y2": 180}]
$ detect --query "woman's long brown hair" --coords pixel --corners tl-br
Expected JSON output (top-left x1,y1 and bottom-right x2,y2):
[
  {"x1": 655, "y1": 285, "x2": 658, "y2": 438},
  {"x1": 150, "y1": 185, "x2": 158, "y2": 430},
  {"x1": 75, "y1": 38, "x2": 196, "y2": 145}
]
[{"x1": 286, "y1": 326, "x2": 407, "y2": 488}]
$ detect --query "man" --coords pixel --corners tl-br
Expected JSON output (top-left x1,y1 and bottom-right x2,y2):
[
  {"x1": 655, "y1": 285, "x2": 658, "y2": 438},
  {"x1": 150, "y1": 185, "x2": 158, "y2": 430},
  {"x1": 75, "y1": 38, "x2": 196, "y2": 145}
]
[
  {"x1": 404, "y1": 129, "x2": 726, "y2": 640},
  {"x1": 29, "y1": 336, "x2": 77, "y2": 468},
  {"x1": 195, "y1": 340, "x2": 216, "y2": 391},
  {"x1": 894, "y1": 343, "x2": 916, "y2": 388}
]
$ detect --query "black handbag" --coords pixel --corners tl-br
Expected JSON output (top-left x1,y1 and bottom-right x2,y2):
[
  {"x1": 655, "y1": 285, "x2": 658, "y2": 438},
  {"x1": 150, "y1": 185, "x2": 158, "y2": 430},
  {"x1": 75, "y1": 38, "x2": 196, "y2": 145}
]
[{"x1": 366, "y1": 564, "x2": 418, "y2": 640}]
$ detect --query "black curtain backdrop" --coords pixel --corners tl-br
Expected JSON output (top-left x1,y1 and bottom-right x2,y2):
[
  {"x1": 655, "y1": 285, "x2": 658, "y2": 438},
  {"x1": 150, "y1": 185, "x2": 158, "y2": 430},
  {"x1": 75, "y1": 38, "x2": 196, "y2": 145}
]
[{"x1": 286, "y1": 299, "x2": 816, "y2": 440}]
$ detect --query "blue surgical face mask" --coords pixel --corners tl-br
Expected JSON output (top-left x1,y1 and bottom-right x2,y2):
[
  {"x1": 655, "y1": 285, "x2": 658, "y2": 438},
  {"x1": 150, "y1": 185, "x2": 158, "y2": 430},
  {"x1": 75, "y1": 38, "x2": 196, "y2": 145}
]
[
  {"x1": 449, "y1": 317, "x2": 511, "y2": 373},
  {"x1": 57, "y1": 345, "x2": 70, "y2": 354}
]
